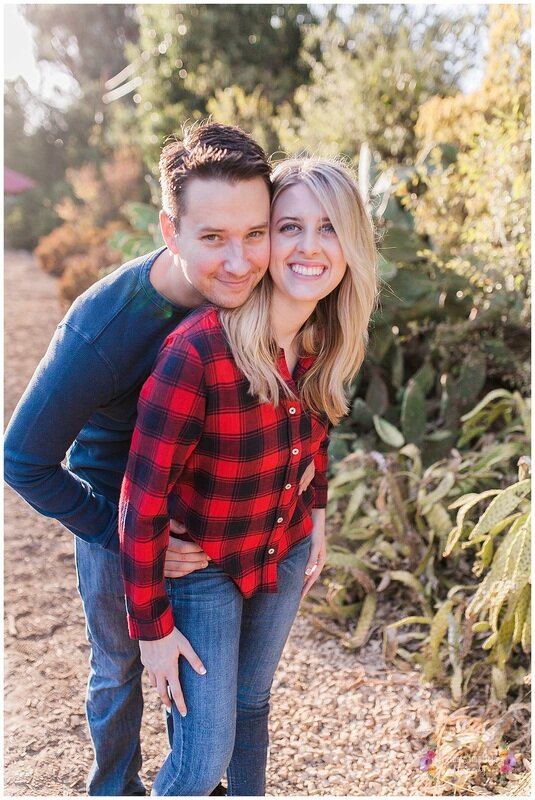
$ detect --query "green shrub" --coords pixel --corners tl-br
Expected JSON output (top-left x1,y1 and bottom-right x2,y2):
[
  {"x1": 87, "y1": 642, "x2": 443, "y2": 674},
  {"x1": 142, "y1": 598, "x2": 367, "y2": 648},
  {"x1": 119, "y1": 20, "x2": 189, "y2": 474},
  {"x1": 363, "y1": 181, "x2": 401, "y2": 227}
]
[
  {"x1": 4, "y1": 190, "x2": 63, "y2": 251},
  {"x1": 312, "y1": 390, "x2": 530, "y2": 703}
]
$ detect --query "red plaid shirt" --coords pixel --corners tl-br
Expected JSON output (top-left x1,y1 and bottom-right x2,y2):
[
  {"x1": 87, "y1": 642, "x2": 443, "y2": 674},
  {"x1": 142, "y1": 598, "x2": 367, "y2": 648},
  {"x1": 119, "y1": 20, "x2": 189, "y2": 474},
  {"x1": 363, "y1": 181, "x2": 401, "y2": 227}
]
[{"x1": 119, "y1": 307, "x2": 330, "y2": 640}]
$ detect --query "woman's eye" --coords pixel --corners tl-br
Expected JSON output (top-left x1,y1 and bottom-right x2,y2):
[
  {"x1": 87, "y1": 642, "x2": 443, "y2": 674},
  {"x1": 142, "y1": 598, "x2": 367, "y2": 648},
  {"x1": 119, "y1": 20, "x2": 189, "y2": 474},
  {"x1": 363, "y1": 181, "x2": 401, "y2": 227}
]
[
  {"x1": 280, "y1": 223, "x2": 299, "y2": 232},
  {"x1": 321, "y1": 223, "x2": 335, "y2": 234}
]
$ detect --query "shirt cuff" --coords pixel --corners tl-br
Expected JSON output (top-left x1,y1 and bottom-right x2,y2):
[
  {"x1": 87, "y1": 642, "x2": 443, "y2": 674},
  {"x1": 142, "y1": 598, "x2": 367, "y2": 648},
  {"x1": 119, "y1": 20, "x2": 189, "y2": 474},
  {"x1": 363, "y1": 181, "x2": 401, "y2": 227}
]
[
  {"x1": 312, "y1": 474, "x2": 328, "y2": 508},
  {"x1": 126, "y1": 603, "x2": 175, "y2": 641}
]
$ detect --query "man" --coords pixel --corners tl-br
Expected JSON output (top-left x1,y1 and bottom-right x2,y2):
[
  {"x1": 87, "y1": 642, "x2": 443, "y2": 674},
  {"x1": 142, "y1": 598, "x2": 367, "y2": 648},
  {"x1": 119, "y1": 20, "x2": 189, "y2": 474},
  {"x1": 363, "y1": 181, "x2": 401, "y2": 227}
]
[{"x1": 4, "y1": 121, "x2": 314, "y2": 796}]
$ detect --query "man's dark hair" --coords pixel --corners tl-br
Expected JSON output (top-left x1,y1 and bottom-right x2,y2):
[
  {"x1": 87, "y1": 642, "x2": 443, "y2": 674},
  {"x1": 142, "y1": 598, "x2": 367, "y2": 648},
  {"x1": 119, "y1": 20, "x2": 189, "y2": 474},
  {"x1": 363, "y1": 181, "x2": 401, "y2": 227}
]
[{"x1": 160, "y1": 120, "x2": 272, "y2": 229}]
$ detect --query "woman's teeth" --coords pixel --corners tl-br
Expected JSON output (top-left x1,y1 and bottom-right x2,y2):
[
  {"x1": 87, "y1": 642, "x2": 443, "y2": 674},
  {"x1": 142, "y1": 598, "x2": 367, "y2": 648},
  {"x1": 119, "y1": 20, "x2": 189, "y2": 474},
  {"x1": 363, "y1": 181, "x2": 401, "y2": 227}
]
[{"x1": 289, "y1": 264, "x2": 325, "y2": 276}]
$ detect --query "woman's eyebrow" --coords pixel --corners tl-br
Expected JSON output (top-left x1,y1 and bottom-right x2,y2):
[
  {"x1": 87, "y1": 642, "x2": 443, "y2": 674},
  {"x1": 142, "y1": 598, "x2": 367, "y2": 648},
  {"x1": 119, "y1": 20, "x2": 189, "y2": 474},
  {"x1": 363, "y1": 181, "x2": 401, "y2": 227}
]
[
  {"x1": 273, "y1": 215, "x2": 332, "y2": 223},
  {"x1": 272, "y1": 215, "x2": 300, "y2": 223}
]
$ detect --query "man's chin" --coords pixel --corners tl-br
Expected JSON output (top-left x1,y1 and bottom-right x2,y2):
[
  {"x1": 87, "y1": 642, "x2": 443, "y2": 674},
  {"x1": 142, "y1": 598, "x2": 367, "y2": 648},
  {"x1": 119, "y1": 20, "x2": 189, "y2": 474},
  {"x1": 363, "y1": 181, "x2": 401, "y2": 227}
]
[
  {"x1": 215, "y1": 294, "x2": 249, "y2": 309},
  {"x1": 211, "y1": 286, "x2": 255, "y2": 309}
]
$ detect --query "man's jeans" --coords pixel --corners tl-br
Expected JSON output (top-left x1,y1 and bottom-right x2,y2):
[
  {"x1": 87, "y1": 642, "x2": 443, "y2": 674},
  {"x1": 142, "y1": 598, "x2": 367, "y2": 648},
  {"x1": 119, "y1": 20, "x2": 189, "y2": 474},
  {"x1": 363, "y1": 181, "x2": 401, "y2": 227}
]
[
  {"x1": 153, "y1": 535, "x2": 311, "y2": 796},
  {"x1": 75, "y1": 539, "x2": 146, "y2": 796}
]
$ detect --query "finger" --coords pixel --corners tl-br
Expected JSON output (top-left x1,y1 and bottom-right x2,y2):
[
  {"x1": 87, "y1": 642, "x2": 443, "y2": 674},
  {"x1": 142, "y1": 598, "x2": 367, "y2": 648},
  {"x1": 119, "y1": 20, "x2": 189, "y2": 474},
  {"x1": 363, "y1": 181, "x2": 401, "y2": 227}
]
[
  {"x1": 301, "y1": 567, "x2": 322, "y2": 599},
  {"x1": 166, "y1": 539, "x2": 204, "y2": 554},
  {"x1": 298, "y1": 478, "x2": 311, "y2": 495},
  {"x1": 301, "y1": 556, "x2": 325, "y2": 598},
  {"x1": 169, "y1": 520, "x2": 188, "y2": 534},
  {"x1": 165, "y1": 551, "x2": 210, "y2": 564},
  {"x1": 147, "y1": 668, "x2": 157, "y2": 688},
  {"x1": 168, "y1": 678, "x2": 188, "y2": 717},
  {"x1": 155, "y1": 675, "x2": 172, "y2": 709},
  {"x1": 178, "y1": 635, "x2": 207, "y2": 677},
  {"x1": 304, "y1": 550, "x2": 320, "y2": 577},
  {"x1": 304, "y1": 559, "x2": 318, "y2": 578},
  {"x1": 164, "y1": 563, "x2": 208, "y2": 578}
]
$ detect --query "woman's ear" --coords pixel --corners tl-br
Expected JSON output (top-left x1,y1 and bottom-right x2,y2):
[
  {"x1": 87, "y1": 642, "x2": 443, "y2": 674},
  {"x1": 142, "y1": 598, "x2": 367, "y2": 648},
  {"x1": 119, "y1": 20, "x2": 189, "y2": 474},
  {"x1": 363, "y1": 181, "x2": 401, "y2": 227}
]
[{"x1": 159, "y1": 210, "x2": 179, "y2": 254}]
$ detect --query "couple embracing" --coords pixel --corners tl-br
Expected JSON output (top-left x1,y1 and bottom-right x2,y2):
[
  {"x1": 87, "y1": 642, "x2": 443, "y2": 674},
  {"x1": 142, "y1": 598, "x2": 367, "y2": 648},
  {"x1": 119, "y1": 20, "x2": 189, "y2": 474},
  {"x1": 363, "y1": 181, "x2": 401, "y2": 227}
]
[{"x1": 5, "y1": 121, "x2": 377, "y2": 796}]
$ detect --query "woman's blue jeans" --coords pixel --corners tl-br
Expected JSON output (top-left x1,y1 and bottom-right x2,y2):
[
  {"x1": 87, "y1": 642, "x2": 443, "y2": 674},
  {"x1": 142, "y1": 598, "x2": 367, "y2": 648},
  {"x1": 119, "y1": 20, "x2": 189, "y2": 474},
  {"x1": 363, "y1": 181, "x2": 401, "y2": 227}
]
[{"x1": 153, "y1": 535, "x2": 312, "y2": 796}]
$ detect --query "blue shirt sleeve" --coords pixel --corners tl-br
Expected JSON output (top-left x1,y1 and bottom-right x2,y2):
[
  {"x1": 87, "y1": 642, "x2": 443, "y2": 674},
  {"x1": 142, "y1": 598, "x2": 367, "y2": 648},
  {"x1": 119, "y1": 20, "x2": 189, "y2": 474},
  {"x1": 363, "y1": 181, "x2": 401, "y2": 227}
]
[{"x1": 4, "y1": 322, "x2": 120, "y2": 552}]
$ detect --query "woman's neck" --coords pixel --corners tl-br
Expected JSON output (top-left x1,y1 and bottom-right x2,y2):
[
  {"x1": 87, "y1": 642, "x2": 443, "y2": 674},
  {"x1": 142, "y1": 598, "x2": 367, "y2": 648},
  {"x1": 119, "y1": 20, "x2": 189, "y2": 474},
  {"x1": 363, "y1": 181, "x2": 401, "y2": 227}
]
[{"x1": 270, "y1": 292, "x2": 316, "y2": 352}]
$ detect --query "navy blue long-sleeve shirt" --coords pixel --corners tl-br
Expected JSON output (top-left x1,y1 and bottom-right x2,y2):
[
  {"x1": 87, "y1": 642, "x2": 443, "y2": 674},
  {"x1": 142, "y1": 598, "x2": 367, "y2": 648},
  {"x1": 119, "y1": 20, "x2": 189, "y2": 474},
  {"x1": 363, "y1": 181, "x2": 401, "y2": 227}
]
[{"x1": 4, "y1": 247, "x2": 190, "y2": 552}]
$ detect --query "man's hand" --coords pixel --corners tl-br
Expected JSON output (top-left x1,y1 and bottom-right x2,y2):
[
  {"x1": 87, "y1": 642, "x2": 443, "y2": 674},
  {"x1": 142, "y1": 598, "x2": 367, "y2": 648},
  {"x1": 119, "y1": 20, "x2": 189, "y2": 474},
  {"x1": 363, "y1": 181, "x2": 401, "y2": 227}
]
[
  {"x1": 140, "y1": 627, "x2": 206, "y2": 715},
  {"x1": 298, "y1": 460, "x2": 315, "y2": 495},
  {"x1": 164, "y1": 520, "x2": 210, "y2": 578},
  {"x1": 301, "y1": 509, "x2": 326, "y2": 599}
]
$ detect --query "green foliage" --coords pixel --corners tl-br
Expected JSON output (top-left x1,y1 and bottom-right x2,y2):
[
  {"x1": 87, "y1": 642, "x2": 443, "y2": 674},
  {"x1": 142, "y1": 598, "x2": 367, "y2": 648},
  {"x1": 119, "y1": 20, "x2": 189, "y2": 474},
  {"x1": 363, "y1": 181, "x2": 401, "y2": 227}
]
[
  {"x1": 206, "y1": 86, "x2": 280, "y2": 156},
  {"x1": 400, "y1": 5, "x2": 531, "y2": 299},
  {"x1": 4, "y1": 78, "x2": 69, "y2": 249},
  {"x1": 279, "y1": 5, "x2": 484, "y2": 163},
  {"x1": 312, "y1": 390, "x2": 530, "y2": 703},
  {"x1": 126, "y1": 4, "x2": 315, "y2": 166},
  {"x1": 108, "y1": 203, "x2": 164, "y2": 261},
  {"x1": 4, "y1": 191, "x2": 62, "y2": 251}
]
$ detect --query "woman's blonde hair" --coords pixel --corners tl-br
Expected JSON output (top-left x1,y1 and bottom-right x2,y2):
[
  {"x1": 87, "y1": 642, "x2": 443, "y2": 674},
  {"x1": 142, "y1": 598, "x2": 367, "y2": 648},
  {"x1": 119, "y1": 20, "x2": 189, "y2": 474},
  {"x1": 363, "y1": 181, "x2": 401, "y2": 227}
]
[{"x1": 219, "y1": 156, "x2": 378, "y2": 425}]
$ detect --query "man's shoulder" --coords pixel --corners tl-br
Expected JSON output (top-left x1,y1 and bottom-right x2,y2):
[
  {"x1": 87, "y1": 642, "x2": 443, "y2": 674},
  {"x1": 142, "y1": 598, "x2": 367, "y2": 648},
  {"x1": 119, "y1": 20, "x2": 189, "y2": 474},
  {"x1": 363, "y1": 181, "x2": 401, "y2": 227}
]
[{"x1": 61, "y1": 248, "x2": 168, "y2": 337}]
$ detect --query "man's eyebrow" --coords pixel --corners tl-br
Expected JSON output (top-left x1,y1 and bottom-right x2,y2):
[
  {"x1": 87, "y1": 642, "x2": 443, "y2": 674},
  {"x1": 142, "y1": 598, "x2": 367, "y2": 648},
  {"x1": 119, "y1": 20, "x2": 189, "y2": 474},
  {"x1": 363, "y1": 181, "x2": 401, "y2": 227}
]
[{"x1": 196, "y1": 221, "x2": 270, "y2": 233}]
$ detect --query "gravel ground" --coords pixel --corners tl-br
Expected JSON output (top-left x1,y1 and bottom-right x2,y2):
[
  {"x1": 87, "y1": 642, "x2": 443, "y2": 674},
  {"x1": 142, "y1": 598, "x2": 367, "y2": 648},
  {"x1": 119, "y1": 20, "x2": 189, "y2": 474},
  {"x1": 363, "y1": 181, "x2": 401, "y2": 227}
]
[{"x1": 3, "y1": 249, "x2": 451, "y2": 796}]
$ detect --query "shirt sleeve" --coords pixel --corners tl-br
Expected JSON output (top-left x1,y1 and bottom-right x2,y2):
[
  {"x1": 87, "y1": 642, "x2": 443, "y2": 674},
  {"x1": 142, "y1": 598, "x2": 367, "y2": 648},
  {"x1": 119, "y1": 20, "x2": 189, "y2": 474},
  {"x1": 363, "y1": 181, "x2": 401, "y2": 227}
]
[
  {"x1": 119, "y1": 335, "x2": 206, "y2": 641},
  {"x1": 3, "y1": 322, "x2": 120, "y2": 550},
  {"x1": 312, "y1": 428, "x2": 330, "y2": 509}
]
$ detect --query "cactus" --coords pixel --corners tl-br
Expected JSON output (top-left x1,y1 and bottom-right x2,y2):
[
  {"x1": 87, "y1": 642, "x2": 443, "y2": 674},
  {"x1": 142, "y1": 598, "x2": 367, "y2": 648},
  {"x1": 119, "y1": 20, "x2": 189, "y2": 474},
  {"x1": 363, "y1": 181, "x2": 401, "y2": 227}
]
[
  {"x1": 351, "y1": 397, "x2": 374, "y2": 429},
  {"x1": 412, "y1": 360, "x2": 436, "y2": 396},
  {"x1": 401, "y1": 378, "x2": 427, "y2": 445},
  {"x1": 373, "y1": 415, "x2": 405, "y2": 448},
  {"x1": 455, "y1": 352, "x2": 487, "y2": 408}
]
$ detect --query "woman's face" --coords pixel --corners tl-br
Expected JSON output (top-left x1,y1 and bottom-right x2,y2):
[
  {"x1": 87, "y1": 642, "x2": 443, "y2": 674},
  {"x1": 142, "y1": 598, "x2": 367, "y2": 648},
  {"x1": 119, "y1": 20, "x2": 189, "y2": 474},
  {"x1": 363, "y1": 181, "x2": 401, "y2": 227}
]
[{"x1": 269, "y1": 182, "x2": 347, "y2": 311}]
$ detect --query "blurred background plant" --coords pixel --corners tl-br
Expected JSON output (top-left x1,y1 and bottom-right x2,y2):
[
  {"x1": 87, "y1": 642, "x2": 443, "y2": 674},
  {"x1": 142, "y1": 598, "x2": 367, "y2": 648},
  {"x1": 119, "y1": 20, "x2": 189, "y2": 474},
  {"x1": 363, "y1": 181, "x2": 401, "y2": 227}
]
[
  {"x1": 4, "y1": 1, "x2": 530, "y2": 732},
  {"x1": 316, "y1": 390, "x2": 530, "y2": 705}
]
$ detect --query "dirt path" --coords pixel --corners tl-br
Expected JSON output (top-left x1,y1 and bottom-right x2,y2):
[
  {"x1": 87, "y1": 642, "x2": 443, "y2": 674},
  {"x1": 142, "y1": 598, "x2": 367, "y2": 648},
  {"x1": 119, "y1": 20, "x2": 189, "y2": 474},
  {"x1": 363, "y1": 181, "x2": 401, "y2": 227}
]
[{"x1": 3, "y1": 249, "x2": 449, "y2": 796}]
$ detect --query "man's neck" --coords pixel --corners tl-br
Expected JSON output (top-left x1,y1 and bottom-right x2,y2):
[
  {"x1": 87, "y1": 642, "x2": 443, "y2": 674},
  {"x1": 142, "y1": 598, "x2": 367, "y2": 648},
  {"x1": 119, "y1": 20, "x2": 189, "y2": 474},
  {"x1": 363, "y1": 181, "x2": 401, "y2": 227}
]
[{"x1": 149, "y1": 248, "x2": 204, "y2": 309}]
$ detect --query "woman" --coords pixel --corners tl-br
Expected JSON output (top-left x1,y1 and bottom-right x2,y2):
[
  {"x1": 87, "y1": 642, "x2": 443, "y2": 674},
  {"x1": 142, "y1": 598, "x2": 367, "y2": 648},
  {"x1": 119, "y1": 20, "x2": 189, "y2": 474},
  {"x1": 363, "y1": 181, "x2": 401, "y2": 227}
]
[{"x1": 119, "y1": 156, "x2": 378, "y2": 796}]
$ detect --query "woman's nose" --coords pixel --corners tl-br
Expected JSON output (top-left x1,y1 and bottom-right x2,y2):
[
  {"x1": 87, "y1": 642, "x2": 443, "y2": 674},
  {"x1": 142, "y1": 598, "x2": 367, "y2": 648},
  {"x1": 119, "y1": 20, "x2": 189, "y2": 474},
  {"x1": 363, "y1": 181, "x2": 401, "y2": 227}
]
[{"x1": 298, "y1": 227, "x2": 321, "y2": 255}]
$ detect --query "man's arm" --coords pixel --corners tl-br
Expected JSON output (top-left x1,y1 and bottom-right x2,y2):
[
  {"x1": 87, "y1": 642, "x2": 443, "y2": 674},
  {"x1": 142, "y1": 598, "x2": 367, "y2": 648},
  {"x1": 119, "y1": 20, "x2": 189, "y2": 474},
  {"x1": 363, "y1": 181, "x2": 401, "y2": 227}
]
[
  {"x1": 4, "y1": 320, "x2": 211, "y2": 573},
  {"x1": 4, "y1": 323, "x2": 120, "y2": 550}
]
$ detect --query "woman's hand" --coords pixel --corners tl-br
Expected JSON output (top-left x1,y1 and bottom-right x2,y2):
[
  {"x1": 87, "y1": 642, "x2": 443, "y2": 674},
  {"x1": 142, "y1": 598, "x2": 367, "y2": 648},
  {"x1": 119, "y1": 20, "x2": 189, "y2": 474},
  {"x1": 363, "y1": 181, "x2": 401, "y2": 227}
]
[
  {"x1": 301, "y1": 508, "x2": 326, "y2": 599},
  {"x1": 164, "y1": 520, "x2": 211, "y2": 578},
  {"x1": 298, "y1": 460, "x2": 315, "y2": 495},
  {"x1": 139, "y1": 627, "x2": 206, "y2": 715}
]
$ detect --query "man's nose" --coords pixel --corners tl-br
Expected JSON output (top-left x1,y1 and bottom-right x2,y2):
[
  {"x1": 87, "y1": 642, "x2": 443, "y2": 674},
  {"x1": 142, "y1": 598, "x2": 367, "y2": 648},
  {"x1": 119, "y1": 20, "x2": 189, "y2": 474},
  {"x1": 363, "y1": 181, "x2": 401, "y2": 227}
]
[{"x1": 223, "y1": 242, "x2": 250, "y2": 277}]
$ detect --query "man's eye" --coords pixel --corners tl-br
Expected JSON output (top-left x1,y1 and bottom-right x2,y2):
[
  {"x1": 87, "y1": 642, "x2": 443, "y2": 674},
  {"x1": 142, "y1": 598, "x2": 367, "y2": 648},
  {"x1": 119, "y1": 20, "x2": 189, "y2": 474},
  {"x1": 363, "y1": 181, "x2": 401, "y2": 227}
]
[
  {"x1": 202, "y1": 234, "x2": 219, "y2": 241},
  {"x1": 248, "y1": 230, "x2": 266, "y2": 239}
]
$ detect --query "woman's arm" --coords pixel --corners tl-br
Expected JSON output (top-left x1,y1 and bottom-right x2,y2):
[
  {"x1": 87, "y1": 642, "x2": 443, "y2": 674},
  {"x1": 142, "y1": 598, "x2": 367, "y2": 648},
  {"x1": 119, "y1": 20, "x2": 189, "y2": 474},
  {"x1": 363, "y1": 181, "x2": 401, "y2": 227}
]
[
  {"x1": 119, "y1": 334, "x2": 208, "y2": 711},
  {"x1": 301, "y1": 508, "x2": 326, "y2": 598}
]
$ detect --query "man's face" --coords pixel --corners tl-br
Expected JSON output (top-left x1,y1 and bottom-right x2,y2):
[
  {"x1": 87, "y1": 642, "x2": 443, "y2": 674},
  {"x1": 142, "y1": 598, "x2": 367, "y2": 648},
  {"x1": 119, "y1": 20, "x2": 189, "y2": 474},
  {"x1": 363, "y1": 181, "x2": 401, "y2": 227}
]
[{"x1": 171, "y1": 177, "x2": 271, "y2": 309}]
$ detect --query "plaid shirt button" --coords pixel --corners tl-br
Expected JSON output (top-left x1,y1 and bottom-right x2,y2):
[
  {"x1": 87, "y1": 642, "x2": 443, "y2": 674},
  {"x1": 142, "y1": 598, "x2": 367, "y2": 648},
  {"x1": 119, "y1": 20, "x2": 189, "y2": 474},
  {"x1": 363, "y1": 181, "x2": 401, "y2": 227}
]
[
  {"x1": 277, "y1": 516, "x2": 284, "y2": 523},
  {"x1": 292, "y1": 447, "x2": 300, "y2": 455},
  {"x1": 268, "y1": 547, "x2": 276, "y2": 554},
  {"x1": 289, "y1": 407, "x2": 297, "y2": 414},
  {"x1": 285, "y1": 483, "x2": 292, "y2": 490}
]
